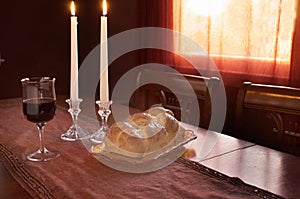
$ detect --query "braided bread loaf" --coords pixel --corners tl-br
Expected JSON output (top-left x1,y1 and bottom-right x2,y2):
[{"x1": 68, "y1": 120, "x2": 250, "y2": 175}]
[{"x1": 106, "y1": 107, "x2": 185, "y2": 154}]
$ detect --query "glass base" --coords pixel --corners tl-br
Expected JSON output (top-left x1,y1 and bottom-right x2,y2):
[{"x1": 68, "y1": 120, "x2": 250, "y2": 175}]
[
  {"x1": 61, "y1": 125, "x2": 88, "y2": 141},
  {"x1": 90, "y1": 100, "x2": 113, "y2": 144},
  {"x1": 90, "y1": 129, "x2": 106, "y2": 144},
  {"x1": 27, "y1": 148, "x2": 60, "y2": 162}
]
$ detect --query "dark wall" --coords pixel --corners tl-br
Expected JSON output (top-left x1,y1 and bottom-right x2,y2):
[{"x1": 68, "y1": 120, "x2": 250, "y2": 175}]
[
  {"x1": 76, "y1": 0, "x2": 139, "y2": 65},
  {"x1": 0, "y1": 1, "x2": 70, "y2": 99},
  {"x1": 0, "y1": 0, "x2": 138, "y2": 99}
]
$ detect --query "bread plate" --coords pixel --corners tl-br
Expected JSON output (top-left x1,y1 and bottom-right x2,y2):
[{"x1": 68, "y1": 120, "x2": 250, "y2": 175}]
[{"x1": 92, "y1": 129, "x2": 196, "y2": 165}]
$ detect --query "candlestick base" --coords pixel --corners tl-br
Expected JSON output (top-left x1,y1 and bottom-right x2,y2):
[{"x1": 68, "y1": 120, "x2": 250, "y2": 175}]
[
  {"x1": 61, "y1": 99, "x2": 88, "y2": 141},
  {"x1": 90, "y1": 100, "x2": 113, "y2": 144}
]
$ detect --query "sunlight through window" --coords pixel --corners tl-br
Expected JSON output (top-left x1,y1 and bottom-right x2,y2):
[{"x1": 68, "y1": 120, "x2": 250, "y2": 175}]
[
  {"x1": 174, "y1": 0, "x2": 296, "y2": 62},
  {"x1": 187, "y1": 0, "x2": 230, "y2": 17}
]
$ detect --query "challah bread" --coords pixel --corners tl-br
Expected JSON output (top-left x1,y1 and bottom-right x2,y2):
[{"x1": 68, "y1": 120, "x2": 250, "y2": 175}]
[
  {"x1": 106, "y1": 107, "x2": 184, "y2": 154},
  {"x1": 145, "y1": 106, "x2": 174, "y2": 117}
]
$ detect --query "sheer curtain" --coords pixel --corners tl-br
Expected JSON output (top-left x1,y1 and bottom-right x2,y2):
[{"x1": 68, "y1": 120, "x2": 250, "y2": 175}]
[{"x1": 173, "y1": 0, "x2": 298, "y2": 86}]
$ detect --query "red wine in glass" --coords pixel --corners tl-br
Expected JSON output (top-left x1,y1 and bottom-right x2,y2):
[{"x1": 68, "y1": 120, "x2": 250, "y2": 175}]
[
  {"x1": 21, "y1": 77, "x2": 60, "y2": 162},
  {"x1": 23, "y1": 98, "x2": 56, "y2": 123}
]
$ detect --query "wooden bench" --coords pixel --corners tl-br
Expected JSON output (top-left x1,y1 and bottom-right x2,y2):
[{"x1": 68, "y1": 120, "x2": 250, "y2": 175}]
[
  {"x1": 235, "y1": 82, "x2": 300, "y2": 155},
  {"x1": 135, "y1": 69, "x2": 219, "y2": 129}
]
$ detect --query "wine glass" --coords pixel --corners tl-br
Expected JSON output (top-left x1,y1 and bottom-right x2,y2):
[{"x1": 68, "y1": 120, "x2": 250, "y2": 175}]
[{"x1": 21, "y1": 77, "x2": 60, "y2": 161}]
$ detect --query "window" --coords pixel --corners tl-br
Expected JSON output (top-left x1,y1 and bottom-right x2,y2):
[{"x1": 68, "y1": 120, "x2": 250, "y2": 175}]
[{"x1": 173, "y1": 0, "x2": 297, "y2": 80}]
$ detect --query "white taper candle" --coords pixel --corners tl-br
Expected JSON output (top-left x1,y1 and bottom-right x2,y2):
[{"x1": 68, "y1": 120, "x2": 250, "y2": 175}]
[
  {"x1": 100, "y1": 0, "x2": 109, "y2": 102},
  {"x1": 70, "y1": 1, "x2": 79, "y2": 102}
]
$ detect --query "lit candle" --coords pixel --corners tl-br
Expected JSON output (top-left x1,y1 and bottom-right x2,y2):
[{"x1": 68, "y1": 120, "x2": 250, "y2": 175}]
[
  {"x1": 100, "y1": 0, "x2": 109, "y2": 102},
  {"x1": 70, "y1": 1, "x2": 79, "y2": 102}
]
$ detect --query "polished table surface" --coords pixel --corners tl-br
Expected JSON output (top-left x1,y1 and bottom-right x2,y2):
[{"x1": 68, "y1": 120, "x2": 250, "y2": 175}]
[
  {"x1": 0, "y1": 97, "x2": 299, "y2": 198},
  {"x1": 201, "y1": 144, "x2": 300, "y2": 199}
]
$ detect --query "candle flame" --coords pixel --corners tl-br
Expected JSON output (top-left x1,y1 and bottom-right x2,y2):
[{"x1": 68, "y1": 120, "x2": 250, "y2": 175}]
[
  {"x1": 71, "y1": 1, "x2": 75, "y2": 16},
  {"x1": 102, "y1": 0, "x2": 107, "y2": 16}
]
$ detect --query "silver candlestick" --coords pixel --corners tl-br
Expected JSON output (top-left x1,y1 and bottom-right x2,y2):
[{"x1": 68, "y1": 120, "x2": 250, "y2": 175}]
[
  {"x1": 61, "y1": 98, "x2": 87, "y2": 141},
  {"x1": 90, "y1": 100, "x2": 113, "y2": 143}
]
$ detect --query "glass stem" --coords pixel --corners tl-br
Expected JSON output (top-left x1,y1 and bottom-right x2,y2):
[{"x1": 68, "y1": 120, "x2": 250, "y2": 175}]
[
  {"x1": 37, "y1": 123, "x2": 45, "y2": 153},
  {"x1": 72, "y1": 112, "x2": 79, "y2": 128},
  {"x1": 101, "y1": 115, "x2": 108, "y2": 131}
]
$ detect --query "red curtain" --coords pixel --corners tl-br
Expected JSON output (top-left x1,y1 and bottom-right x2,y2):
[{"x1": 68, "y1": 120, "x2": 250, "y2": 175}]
[
  {"x1": 137, "y1": 0, "x2": 173, "y2": 29},
  {"x1": 290, "y1": 0, "x2": 300, "y2": 88},
  {"x1": 137, "y1": 0, "x2": 176, "y2": 68}
]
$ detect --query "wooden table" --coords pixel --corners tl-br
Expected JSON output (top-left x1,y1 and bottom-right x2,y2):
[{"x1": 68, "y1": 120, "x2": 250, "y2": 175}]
[
  {"x1": 0, "y1": 97, "x2": 299, "y2": 198},
  {"x1": 182, "y1": 122, "x2": 300, "y2": 198},
  {"x1": 201, "y1": 145, "x2": 300, "y2": 199}
]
